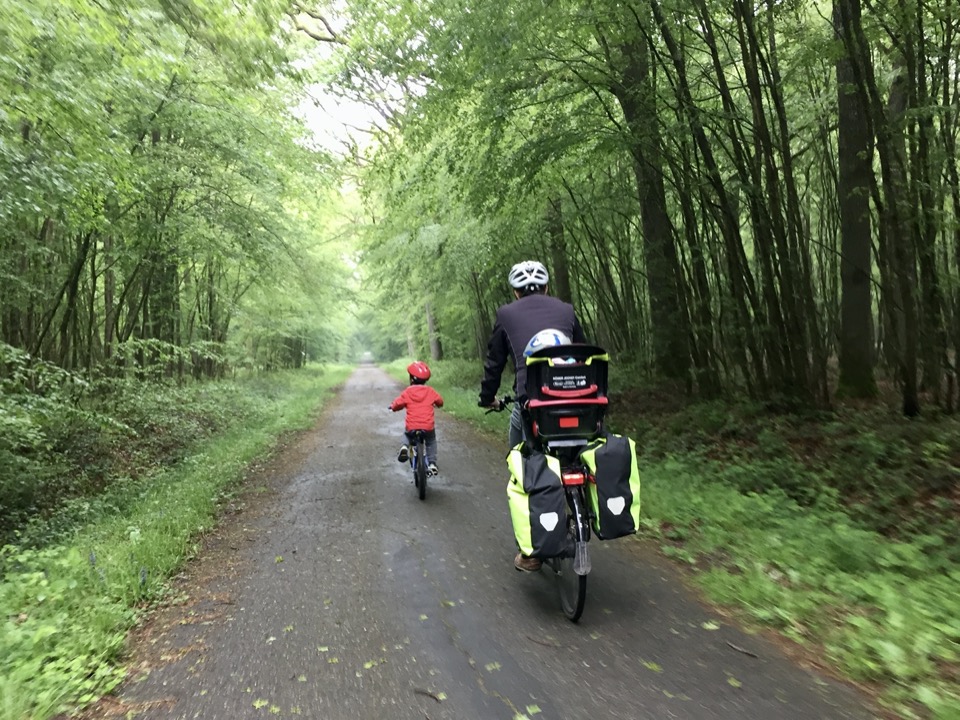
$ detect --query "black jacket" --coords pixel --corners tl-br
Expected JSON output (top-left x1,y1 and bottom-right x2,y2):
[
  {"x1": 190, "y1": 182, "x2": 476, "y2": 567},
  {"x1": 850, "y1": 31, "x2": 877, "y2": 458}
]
[{"x1": 479, "y1": 293, "x2": 586, "y2": 404}]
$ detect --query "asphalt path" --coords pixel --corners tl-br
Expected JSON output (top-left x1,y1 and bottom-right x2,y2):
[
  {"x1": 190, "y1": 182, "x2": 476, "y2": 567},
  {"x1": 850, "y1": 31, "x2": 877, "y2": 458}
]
[{"x1": 101, "y1": 366, "x2": 879, "y2": 720}]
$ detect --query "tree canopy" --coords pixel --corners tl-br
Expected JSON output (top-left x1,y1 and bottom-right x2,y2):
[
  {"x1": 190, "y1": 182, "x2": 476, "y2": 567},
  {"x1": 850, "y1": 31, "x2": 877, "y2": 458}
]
[
  {"x1": 317, "y1": 0, "x2": 960, "y2": 415},
  {"x1": 0, "y1": 0, "x2": 359, "y2": 379},
  {"x1": 4, "y1": 0, "x2": 960, "y2": 413}
]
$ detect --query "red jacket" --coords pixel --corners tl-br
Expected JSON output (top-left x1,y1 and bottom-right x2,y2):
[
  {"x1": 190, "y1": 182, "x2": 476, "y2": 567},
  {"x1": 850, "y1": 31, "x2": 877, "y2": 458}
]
[{"x1": 391, "y1": 384, "x2": 444, "y2": 431}]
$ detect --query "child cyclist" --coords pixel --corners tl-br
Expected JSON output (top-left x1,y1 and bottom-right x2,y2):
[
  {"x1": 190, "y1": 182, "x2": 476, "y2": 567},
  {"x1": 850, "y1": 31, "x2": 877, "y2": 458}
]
[{"x1": 390, "y1": 361, "x2": 444, "y2": 475}]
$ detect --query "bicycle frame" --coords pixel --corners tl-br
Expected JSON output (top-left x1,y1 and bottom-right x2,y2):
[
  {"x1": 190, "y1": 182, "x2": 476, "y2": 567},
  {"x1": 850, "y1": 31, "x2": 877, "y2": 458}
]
[
  {"x1": 543, "y1": 451, "x2": 593, "y2": 621},
  {"x1": 408, "y1": 429, "x2": 428, "y2": 501},
  {"x1": 555, "y1": 449, "x2": 593, "y2": 571}
]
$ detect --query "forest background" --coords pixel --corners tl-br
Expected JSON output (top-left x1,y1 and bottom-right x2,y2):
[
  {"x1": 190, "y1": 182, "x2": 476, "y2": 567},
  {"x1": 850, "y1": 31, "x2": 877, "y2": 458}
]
[{"x1": 1, "y1": 0, "x2": 958, "y2": 718}]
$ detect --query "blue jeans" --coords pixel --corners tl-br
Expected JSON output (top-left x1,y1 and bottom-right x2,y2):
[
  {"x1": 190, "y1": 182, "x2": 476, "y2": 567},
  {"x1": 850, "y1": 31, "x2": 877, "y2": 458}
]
[
  {"x1": 509, "y1": 404, "x2": 529, "y2": 448},
  {"x1": 403, "y1": 429, "x2": 437, "y2": 465}
]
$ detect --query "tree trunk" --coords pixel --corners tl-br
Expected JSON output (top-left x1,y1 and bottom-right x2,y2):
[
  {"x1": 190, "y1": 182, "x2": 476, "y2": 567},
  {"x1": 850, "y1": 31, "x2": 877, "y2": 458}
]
[
  {"x1": 834, "y1": 0, "x2": 877, "y2": 398},
  {"x1": 546, "y1": 197, "x2": 572, "y2": 304},
  {"x1": 836, "y1": 0, "x2": 919, "y2": 415},
  {"x1": 654, "y1": 0, "x2": 767, "y2": 393},
  {"x1": 604, "y1": 25, "x2": 690, "y2": 380},
  {"x1": 940, "y1": 8, "x2": 960, "y2": 411},
  {"x1": 426, "y1": 301, "x2": 443, "y2": 361},
  {"x1": 907, "y1": 4, "x2": 946, "y2": 403}
]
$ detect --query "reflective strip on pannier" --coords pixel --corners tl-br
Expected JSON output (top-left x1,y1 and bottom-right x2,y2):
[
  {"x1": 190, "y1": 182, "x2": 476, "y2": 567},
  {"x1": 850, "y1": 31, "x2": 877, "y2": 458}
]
[
  {"x1": 506, "y1": 445, "x2": 571, "y2": 559},
  {"x1": 580, "y1": 434, "x2": 641, "y2": 540}
]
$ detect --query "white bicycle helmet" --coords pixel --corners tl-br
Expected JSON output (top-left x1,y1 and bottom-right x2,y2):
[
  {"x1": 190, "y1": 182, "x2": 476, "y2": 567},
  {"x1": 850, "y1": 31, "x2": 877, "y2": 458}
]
[
  {"x1": 508, "y1": 260, "x2": 550, "y2": 291},
  {"x1": 523, "y1": 328, "x2": 572, "y2": 357}
]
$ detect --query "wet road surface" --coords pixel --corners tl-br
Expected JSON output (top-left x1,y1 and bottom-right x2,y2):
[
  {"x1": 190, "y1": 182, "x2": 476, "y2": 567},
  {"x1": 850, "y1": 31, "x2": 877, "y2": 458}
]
[{"x1": 103, "y1": 366, "x2": 878, "y2": 719}]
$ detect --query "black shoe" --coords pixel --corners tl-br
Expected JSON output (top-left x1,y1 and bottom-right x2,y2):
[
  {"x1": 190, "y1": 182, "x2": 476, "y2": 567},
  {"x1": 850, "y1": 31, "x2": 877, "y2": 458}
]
[
  {"x1": 428, "y1": 463, "x2": 438, "y2": 476},
  {"x1": 397, "y1": 445, "x2": 409, "y2": 463}
]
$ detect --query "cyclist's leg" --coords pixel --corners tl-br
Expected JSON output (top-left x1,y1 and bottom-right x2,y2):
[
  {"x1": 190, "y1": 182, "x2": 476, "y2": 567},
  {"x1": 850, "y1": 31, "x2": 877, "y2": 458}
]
[
  {"x1": 424, "y1": 429, "x2": 438, "y2": 465},
  {"x1": 398, "y1": 430, "x2": 412, "y2": 462},
  {"x1": 508, "y1": 405, "x2": 540, "y2": 569},
  {"x1": 508, "y1": 404, "x2": 526, "y2": 447}
]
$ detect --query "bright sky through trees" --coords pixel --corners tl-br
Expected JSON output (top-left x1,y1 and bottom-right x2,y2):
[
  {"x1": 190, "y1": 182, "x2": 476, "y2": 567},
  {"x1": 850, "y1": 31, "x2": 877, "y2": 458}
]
[{"x1": 297, "y1": 84, "x2": 378, "y2": 153}]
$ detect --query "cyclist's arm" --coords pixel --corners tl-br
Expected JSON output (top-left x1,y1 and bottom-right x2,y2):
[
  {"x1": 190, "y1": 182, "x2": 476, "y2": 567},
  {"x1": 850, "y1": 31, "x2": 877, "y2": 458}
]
[
  {"x1": 572, "y1": 314, "x2": 587, "y2": 344},
  {"x1": 433, "y1": 390, "x2": 444, "y2": 407},
  {"x1": 479, "y1": 318, "x2": 509, "y2": 406}
]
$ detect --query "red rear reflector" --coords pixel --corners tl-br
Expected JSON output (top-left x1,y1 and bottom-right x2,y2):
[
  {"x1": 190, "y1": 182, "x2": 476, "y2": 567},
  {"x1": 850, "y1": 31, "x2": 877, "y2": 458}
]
[
  {"x1": 562, "y1": 472, "x2": 586, "y2": 486},
  {"x1": 559, "y1": 417, "x2": 579, "y2": 428}
]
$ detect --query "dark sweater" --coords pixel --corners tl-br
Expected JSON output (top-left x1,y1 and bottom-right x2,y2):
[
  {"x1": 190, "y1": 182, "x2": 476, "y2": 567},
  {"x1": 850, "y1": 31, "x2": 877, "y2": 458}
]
[{"x1": 479, "y1": 293, "x2": 586, "y2": 404}]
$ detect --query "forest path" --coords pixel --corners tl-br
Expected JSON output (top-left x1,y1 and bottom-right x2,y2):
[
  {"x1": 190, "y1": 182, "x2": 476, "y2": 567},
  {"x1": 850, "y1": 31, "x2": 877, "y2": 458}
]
[{"x1": 87, "y1": 366, "x2": 878, "y2": 720}]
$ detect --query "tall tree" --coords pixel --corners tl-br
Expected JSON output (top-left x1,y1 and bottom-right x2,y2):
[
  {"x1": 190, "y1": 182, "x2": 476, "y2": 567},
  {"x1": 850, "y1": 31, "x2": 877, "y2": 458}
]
[{"x1": 834, "y1": 0, "x2": 877, "y2": 398}]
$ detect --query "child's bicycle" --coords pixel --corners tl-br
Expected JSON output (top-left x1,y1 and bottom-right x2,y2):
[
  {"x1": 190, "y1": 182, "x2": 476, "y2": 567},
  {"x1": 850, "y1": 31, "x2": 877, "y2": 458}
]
[{"x1": 406, "y1": 429, "x2": 430, "y2": 501}]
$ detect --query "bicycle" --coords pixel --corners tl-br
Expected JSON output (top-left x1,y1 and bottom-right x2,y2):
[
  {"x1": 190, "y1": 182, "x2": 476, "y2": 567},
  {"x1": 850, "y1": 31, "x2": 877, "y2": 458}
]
[
  {"x1": 406, "y1": 429, "x2": 429, "y2": 501},
  {"x1": 488, "y1": 396, "x2": 594, "y2": 621}
]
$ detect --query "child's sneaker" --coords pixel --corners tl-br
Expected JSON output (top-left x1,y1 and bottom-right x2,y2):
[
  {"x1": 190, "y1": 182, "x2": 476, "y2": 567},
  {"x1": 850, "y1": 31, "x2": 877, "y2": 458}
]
[
  {"x1": 397, "y1": 445, "x2": 409, "y2": 463},
  {"x1": 428, "y1": 463, "x2": 438, "y2": 476}
]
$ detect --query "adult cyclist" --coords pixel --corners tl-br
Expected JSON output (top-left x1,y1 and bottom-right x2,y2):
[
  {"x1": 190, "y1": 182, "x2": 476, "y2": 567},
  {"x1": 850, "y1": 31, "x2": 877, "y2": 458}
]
[{"x1": 478, "y1": 260, "x2": 588, "y2": 572}]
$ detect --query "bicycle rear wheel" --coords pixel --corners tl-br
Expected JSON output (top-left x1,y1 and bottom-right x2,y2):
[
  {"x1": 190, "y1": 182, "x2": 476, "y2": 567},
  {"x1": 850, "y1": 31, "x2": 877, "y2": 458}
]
[
  {"x1": 416, "y1": 439, "x2": 427, "y2": 500},
  {"x1": 555, "y1": 555, "x2": 586, "y2": 621},
  {"x1": 555, "y1": 489, "x2": 588, "y2": 621}
]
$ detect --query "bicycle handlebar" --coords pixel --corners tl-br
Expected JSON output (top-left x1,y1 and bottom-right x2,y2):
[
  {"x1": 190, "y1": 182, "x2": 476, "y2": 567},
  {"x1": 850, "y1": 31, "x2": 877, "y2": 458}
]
[{"x1": 482, "y1": 396, "x2": 514, "y2": 414}]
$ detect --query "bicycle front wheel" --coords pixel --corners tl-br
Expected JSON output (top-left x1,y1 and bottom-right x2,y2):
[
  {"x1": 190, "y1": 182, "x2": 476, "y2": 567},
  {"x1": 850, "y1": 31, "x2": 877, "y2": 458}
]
[
  {"x1": 555, "y1": 489, "x2": 588, "y2": 621},
  {"x1": 416, "y1": 440, "x2": 427, "y2": 500}
]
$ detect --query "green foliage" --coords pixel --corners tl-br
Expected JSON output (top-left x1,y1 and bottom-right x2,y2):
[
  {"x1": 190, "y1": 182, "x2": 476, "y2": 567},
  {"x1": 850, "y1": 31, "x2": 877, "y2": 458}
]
[
  {"x1": 602, "y1": 451, "x2": 959, "y2": 713},
  {"x1": 0, "y1": 364, "x2": 351, "y2": 720},
  {"x1": 628, "y1": 398, "x2": 960, "y2": 551},
  {"x1": 599, "y1": 391, "x2": 960, "y2": 717},
  {"x1": 1, "y1": 343, "x2": 88, "y2": 535},
  {"x1": 640, "y1": 454, "x2": 960, "y2": 717},
  {"x1": 333, "y1": 0, "x2": 960, "y2": 418},
  {"x1": 0, "y1": 0, "x2": 356, "y2": 376},
  {"x1": 0, "y1": 335, "x2": 348, "y2": 548}
]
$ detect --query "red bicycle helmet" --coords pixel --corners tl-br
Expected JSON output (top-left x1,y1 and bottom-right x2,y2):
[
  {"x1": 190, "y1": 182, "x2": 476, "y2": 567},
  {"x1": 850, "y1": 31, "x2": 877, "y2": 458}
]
[{"x1": 407, "y1": 361, "x2": 431, "y2": 381}]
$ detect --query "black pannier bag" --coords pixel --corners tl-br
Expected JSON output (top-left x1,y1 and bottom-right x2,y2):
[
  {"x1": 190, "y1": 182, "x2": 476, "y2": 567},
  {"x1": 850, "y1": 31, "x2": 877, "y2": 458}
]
[
  {"x1": 506, "y1": 444, "x2": 572, "y2": 559},
  {"x1": 523, "y1": 344, "x2": 609, "y2": 443},
  {"x1": 579, "y1": 433, "x2": 641, "y2": 540}
]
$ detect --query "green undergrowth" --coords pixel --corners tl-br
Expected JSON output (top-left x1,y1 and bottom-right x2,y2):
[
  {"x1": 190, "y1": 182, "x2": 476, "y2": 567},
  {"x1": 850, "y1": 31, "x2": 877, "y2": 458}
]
[
  {"x1": 386, "y1": 359, "x2": 960, "y2": 718},
  {"x1": 642, "y1": 456, "x2": 959, "y2": 718},
  {"x1": 630, "y1": 398, "x2": 960, "y2": 545},
  {"x1": 0, "y1": 364, "x2": 351, "y2": 720},
  {"x1": 1, "y1": 345, "x2": 347, "y2": 547},
  {"x1": 627, "y1": 399, "x2": 960, "y2": 718}
]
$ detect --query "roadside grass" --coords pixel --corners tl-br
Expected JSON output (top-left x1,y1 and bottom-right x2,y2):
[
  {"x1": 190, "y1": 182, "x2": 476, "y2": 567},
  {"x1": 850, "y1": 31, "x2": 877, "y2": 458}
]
[
  {"x1": 385, "y1": 358, "x2": 960, "y2": 719},
  {"x1": 0, "y1": 364, "x2": 351, "y2": 720},
  {"x1": 641, "y1": 455, "x2": 960, "y2": 718}
]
